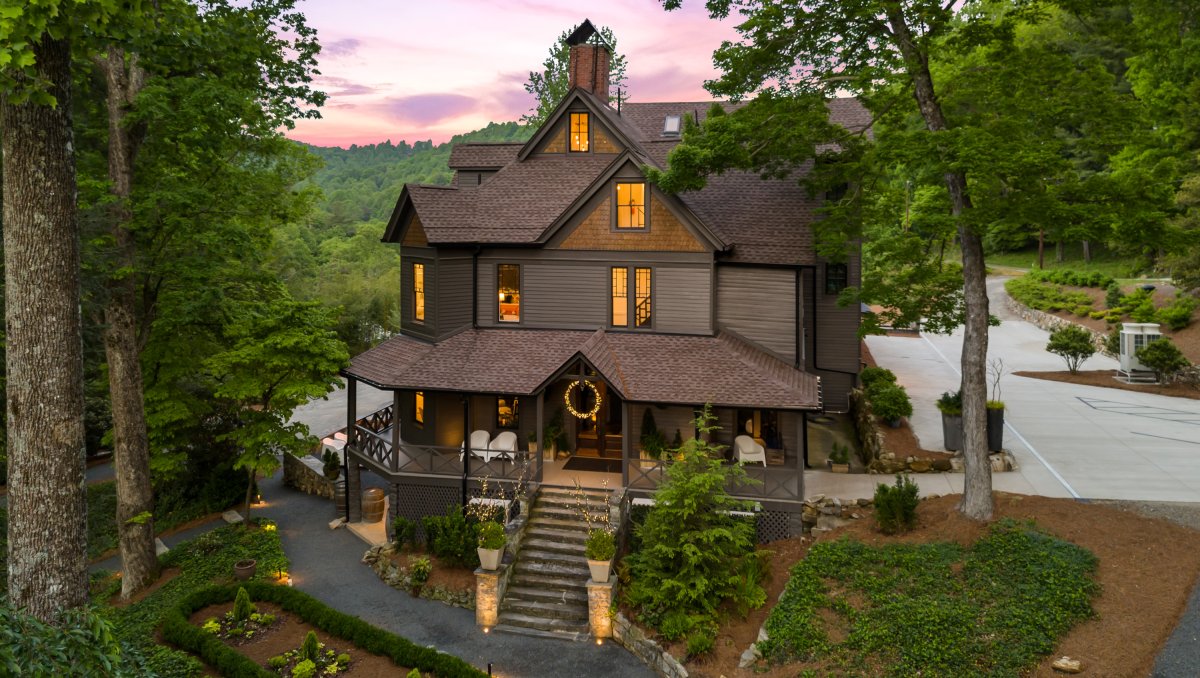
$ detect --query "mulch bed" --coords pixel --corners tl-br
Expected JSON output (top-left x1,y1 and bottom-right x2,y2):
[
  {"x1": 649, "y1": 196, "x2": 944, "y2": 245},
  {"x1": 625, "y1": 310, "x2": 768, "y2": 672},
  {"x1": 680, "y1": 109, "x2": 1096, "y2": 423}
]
[
  {"x1": 189, "y1": 601, "x2": 408, "y2": 677},
  {"x1": 683, "y1": 493, "x2": 1200, "y2": 678},
  {"x1": 1014, "y1": 369, "x2": 1200, "y2": 401},
  {"x1": 387, "y1": 550, "x2": 475, "y2": 597}
]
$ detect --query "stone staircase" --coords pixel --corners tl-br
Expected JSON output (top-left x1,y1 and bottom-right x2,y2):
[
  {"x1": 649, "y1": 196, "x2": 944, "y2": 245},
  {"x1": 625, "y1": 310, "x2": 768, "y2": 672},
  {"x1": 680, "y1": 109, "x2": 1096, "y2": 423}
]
[{"x1": 493, "y1": 486, "x2": 610, "y2": 641}]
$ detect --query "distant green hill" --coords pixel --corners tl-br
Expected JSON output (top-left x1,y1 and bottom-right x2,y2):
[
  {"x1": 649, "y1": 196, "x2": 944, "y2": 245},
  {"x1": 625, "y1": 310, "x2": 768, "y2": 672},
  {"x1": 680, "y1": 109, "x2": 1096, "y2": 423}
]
[{"x1": 302, "y1": 121, "x2": 533, "y2": 228}]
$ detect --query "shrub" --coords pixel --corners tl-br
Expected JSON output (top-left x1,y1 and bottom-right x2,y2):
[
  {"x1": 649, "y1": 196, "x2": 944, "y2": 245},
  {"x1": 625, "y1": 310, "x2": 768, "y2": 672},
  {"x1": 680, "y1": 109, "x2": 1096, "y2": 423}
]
[
  {"x1": 337, "y1": 653, "x2": 351, "y2": 666},
  {"x1": 321, "y1": 449, "x2": 341, "y2": 480},
  {"x1": 874, "y1": 474, "x2": 920, "y2": 535},
  {"x1": 869, "y1": 384, "x2": 913, "y2": 423},
  {"x1": 936, "y1": 390, "x2": 962, "y2": 416},
  {"x1": 422, "y1": 505, "x2": 479, "y2": 568},
  {"x1": 859, "y1": 366, "x2": 897, "y2": 391},
  {"x1": 410, "y1": 557, "x2": 432, "y2": 587},
  {"x1": 1046, "y1": 325, "x2": 1096, "y2": 374},
  {"x1": 1157, "y1": 294, "x2": 1199, "y2": 330},
  {"x1": 407, "y1": 669, "x2": 422, "y2": 678},
  {"x1": 1105, "y1": 282, "x2": 1124, "y2": 309},
  {"x1": 292, "y1": 658, "x2": 317, "y2": 678},
  {"x1": 233, "y1": 586, "x2": 256, "y2": 622},
  {"x1": 626, "y1": 405, "x2": 766, "y2": 635},
  {"x1": 687, "y1": 624, "x2": 717, "y2": 657},
  {"x1": 1088, "y1": 310, "x2": 1106, "y2": 320},
  {"x1": 1005, "y1": 277, "x2": 1094, "y2": 314},
  {"x1": 1137, "y1": 337, "x2": 1192, "y2": 382},
  {"x1": 1130, "y1": 297, "x2": 1158, "y2": 323},
  {"x1": 640, "y1": 408, "x2": 667, "y2": 459},
  {"x1": 300, "y1": 630, "x2": 321, "y2": 662},
  {"x1": 828, "y1": 442, "x2": 850, "y2": 465},
  {"x1": 585, "y1": 529, "x2": 616, "y2": 561},
  {"x1": 1104, "y1": 324, "x2": 1122, "y2": 354},
  {"x1": 391, "y1": 516, "x2": 417, "y2": 550},
  {"x1": 476, "y1": 521, "x2": 505, "y2": 550},
  {"x1": 268, "y1": 655, "x2": 288, "y2": 669}
]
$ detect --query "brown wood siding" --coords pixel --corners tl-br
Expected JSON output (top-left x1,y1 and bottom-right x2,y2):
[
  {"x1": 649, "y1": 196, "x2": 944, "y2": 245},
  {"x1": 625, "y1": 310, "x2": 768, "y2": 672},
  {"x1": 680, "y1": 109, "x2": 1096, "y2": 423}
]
[
  {"x1": 522, "y1": 263, "x2": 608, "y2": 328},
  {"x1": 803, "y1": 250, "x2": 862, "y2": 413},
  {"x1": 401, "y1": 252, "x2": 435, "y2": 340},
  {"x1": 593, "y1": 126, "x2": 620, "y2": 154},
  {"x1": 716, "y1": 267, "x2": 797, "y2": 362},
  {"x1": 436, "y1": 256, "x2": 472, "y2": 339},
  {"x1": 538, "y1": 120, "x2": 567, "y2": 154},
  {"x1": 630, "y1": 404, "x2": 697, "y2": 453},
  {"x1": 402, "y1": 214, "x2": 428, "y2": 247},
  {"x1": 558, "y1": 194, "x2": 707, "y2": 252},
  {"x1": 654, "y1": 266, "x2": 712, "y2": 335}
]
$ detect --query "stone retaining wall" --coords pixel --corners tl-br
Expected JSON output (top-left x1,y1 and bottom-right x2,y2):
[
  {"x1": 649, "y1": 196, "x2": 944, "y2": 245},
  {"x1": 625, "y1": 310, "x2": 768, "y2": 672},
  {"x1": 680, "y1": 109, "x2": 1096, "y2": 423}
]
[
  {"x1": 1005, "y1": 294, "x2": 1112, "y2": 355},
  {"x1": 283, "y1": 452, "x2": 337, "y2": 499},
  {"x1": 363, "y1": 544, "x2": 476, "y2": 609},
  {"x1": 612, "y1": 612, "x2": 689, "y2": 678},
  {"x1": 849, "y1": 388, "x2": 884, "y2": 465}
]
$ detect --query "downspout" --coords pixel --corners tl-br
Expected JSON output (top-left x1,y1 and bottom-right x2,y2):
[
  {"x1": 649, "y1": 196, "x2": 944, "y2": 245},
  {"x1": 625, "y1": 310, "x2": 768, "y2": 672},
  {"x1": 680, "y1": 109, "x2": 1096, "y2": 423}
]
[
  {"x1": 471, "y1": 246, "x2": 480, "y2": 329},
  {"x1": 794, "y1": 269, "x2": 802, "y2": 370}
]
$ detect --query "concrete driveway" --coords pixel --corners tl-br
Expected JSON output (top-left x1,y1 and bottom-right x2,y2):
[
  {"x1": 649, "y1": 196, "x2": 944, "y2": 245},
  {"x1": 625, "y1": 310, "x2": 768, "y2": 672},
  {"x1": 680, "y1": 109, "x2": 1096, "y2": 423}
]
[
  {"x1": 860, "y1": 276, "x2": 1200, "y2": 502},
  {"x1": 289, "y1": 378, "x2": 394, "y2": 439}
]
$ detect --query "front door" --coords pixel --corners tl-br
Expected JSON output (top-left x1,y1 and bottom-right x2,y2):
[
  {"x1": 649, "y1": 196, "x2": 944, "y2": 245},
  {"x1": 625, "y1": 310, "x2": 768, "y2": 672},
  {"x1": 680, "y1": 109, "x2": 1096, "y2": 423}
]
[{"x1": 570, "y1": 381, "x2": 623, "y2": 458}]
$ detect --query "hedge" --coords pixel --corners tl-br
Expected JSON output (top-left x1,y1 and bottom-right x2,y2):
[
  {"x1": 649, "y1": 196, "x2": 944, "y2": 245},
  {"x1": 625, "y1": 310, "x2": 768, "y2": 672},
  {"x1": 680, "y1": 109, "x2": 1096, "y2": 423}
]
[{"x1": 160, "y1": 582, "x2": 486, "y2": 678}]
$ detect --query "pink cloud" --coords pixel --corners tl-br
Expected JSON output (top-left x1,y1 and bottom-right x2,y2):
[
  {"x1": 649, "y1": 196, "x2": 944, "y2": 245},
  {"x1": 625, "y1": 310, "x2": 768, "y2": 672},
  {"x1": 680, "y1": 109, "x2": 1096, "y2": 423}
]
[
  {"x1": 322, "y1": 37, "x2": 361, "y2": 58},
  {"x1": 379, "y1": 93, "x2": 478, "y2": 125}
]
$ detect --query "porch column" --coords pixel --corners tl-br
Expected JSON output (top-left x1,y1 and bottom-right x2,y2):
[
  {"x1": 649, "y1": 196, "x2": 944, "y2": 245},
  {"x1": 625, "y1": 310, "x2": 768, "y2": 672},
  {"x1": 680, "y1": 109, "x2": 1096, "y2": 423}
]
[
  {"x1": 797, "y1": 411, "x2": 807, "y2": 501},
  {"x1": 536, "y1": 390, "x2": 545, "y2": 483},
  {"x1": 621, "y1": 401, "x2": 630, "y2": 488},
  {"x1": 345, "y1": 377, "x2": 362, "y2": 522},
  {"x1": 462, "y1": 395, "x2": 471, "y2": 507},
  {"x1": 391, "y1": 390, "x2": 402, "y2": 472}
]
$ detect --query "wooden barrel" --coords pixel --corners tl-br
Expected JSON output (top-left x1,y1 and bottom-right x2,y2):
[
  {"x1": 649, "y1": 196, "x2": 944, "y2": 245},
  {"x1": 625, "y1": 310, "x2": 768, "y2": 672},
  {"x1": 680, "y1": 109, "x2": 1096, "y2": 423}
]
[
  {"x1": 334, "y1": 479, "x2": 347, "y2": 516},
  {"x1": 362, "y1": 487, "x2": 386, "y2": 523}
]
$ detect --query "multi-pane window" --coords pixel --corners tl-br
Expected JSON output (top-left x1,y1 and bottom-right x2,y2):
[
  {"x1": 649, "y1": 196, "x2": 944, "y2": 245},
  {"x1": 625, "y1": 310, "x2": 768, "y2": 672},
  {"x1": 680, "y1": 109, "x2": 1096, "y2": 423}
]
[
  {"x1": 497, "y1": 396, "x2": 519, "y2": 430},
  {"x1": 570, "y1": 112, "x2": 590, "y2": 152},
  {"x1": 414, "y1": 391, "x2": 425, "y2": 427},
  {"x1": 611, "y1": 267, "x2": 628, "y2": 327},
  {"x1": 413, "y1": 262, "x2": 425, "y2": 322},
  {"x1": 825, "y1": 263, "x2": 848, "y2": 295},
  {"x1": 616, "y1": 182, "x2": 646, "y2": 229},
  {"x1": 635, "y1": 267, "x2": 652, "y2": 327},
  {"x1": 498, "y1": 264, "x2": 521, "y2": 322}
]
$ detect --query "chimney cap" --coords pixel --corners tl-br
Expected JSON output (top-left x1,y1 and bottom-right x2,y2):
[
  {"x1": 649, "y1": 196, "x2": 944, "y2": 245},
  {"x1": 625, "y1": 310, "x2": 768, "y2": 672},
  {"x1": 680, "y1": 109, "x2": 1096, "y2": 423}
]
[{"x1": 565, "y1": 19, "x2": 611, "y2": 49}]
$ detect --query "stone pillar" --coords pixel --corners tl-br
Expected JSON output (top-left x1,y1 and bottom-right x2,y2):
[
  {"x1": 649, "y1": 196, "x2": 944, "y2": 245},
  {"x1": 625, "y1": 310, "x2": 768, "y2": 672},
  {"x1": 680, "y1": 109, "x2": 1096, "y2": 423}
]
[
  {"x1": 587, "y1": 577, "x2": 615, "y2": 640},
  {"x1": 475, "y1": 566, "x2": 503, "y2": 628}
]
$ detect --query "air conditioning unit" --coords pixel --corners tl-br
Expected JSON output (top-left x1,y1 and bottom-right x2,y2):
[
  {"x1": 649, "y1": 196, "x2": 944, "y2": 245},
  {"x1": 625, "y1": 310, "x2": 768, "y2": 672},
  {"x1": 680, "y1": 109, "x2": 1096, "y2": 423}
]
[{"x1": 1118, "y1": 323, "x2": 1161, "y2": 382}]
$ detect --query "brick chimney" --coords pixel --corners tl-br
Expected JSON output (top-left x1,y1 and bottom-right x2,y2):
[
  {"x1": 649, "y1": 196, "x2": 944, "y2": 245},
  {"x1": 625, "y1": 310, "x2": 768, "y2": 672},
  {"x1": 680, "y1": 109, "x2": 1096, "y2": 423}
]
[{"x1": 565, "y1": 19, "x2": 611, "y2": 101}]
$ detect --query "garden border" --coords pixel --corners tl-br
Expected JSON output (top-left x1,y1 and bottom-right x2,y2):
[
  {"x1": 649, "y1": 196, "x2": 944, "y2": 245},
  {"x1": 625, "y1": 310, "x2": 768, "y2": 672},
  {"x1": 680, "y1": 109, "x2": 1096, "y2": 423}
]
[{"x1": 159, "y1": 582, "x2": 486, "y2": 678}]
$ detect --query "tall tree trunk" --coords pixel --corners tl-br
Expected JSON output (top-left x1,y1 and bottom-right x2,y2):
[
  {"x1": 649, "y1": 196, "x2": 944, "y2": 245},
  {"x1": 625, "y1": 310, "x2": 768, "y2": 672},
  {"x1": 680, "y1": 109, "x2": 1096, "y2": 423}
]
[
  {"x1": 1082, "y1": 240, "x2": 1091, "y2": 263},
  {"x1": 99, "y1": 46, "x2": 157, "y2": 600},
  {"x1": 1055, "y1": 240, "x2": 1064, "y2": 263},
  {"x1": 888, "y1": 2, "x2": 992, "y2": 520},
  {"x1": 2, "y1": 34, "x2": 89, "y2": 621},
  {"x1": 1038, "y1": 228, "x2": 1045, "y2": 269}
]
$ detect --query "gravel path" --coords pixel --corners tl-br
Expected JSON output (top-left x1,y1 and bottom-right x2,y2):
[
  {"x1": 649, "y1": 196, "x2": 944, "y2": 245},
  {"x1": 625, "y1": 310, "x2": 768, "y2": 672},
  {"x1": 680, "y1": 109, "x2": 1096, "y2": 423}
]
[{"x1": 1099, "y1": 500, "x2": 1200, "y2": 676}]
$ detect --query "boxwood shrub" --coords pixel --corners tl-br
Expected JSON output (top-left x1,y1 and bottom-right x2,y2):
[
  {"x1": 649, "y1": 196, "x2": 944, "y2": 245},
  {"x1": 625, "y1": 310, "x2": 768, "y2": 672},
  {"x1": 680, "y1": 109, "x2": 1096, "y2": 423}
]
[{"x1": 160, "y1": 582, "x2": 486, "y2": 678}]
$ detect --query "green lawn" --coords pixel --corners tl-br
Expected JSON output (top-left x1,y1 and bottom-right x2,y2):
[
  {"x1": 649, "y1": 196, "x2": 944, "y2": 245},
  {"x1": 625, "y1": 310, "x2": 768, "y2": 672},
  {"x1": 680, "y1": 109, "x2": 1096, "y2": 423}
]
[
  {"x1": 947, "y1": 243, "x2": 1152, "y2": 280},
  {"x1": 759, "y1": 519, "x2": 1098, "y2": 677}
]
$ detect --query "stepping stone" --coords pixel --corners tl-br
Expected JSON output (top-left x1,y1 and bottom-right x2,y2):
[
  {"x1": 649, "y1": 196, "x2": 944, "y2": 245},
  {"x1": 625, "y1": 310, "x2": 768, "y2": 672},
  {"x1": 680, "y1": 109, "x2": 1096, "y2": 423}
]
[
  {"x1": 329, "y1": 517, "x2": 346, "y2": 530},
  {"x1": 222, "y1": 510, "x2": 244, "y2": 524},
  {"x1": 154, "y1": 538, "x2": 169, "y2": 557}
]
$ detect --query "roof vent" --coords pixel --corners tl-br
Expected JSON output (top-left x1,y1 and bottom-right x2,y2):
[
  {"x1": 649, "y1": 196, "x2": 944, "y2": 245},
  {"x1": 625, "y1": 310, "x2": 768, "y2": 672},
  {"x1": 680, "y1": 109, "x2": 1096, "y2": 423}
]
[{"x1": 662, "y1": 114, "x2": 682, "y2": 137}]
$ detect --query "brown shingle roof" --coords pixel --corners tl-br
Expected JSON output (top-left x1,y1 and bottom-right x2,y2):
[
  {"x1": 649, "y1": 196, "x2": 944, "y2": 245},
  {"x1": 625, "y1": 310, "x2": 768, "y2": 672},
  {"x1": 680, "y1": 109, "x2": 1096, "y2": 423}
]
[
  {"x1": 447, "y1": 142, "x2": 522, "y2": 169},
  {"x1": 345, "y1": 328, "x2": 820, "y2": 410}
]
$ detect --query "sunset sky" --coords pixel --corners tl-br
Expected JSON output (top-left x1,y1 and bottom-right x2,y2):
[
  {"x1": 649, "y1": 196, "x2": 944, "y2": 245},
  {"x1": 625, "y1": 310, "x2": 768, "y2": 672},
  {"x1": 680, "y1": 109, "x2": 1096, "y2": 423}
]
[{"x1": 289, "y1": 1, "x2": 742, "y2": 148}]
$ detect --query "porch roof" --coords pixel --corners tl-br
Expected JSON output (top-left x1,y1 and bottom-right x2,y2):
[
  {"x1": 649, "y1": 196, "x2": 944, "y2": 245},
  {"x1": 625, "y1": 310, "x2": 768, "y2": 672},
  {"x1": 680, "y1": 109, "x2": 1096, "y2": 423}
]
[{"x1": 344, "y1": 328, "x2": 822, "y2": 411}]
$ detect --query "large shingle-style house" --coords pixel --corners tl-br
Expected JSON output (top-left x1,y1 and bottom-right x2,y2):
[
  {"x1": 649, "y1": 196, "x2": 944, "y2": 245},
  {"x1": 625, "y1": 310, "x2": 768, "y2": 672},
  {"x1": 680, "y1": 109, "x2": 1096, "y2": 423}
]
[{"x1": 339, "y1": 22, "x2": 867, "y2": 541}]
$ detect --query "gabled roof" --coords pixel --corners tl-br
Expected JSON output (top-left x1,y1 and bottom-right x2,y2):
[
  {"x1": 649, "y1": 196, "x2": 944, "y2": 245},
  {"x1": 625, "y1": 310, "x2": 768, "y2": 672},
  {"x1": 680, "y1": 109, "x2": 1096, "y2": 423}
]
[
  {"x1": 344, "y1": 328, "x2": 821, "y2": 411},
  {"x1": 447, "y1": 142, "x2": 522, "y2": 170}
]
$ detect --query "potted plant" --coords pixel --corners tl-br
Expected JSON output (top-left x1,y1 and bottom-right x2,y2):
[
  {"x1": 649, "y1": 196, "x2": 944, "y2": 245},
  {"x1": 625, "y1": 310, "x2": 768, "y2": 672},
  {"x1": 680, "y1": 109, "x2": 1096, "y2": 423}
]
[
  {"x1": 321, "y1": 449, "x2": 340, "y2": 480},
  {"x1": 234, "y1": 558, "x2": 257, "y2": 581},
  {"x1": 527, "y1": 430, "x2": 539, "y2": 456},
  {"x1": 476, "y1": 521, "x2": 506, "y2": 571},
  {"x1": 870, "y1": 384, "x2": 912, "y2": 428},
  {"x1": 828, "y1": 442, "x2": 850, "y2": 473},
  {"x1": 639, "y1": 409, "x2": 666, "y2": 460},
  {"x1": 936, "y1": 390, "x2": 963, "y2": 452},
  {"x1": 585, "y1": 528, "x2": 616, "y2": 583},
  {"x1": 986, "y1": 358, "x2": 1007, "y2": 452},
  {"x1": 543, "y1": 408, "x2": 567, "y2": 460}
]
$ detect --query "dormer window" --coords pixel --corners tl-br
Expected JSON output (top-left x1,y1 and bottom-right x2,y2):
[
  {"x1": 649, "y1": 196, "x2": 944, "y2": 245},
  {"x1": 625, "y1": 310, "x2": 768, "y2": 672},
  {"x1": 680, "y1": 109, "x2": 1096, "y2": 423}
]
[
  {"x1": 570, "y1": 112, "x2": 590, "y2": 152},
  {"x1": 662, "y1": 115, "x2": 682, "y2": 137},
  {"x1": 616, "y1": 182, "x2": 646, "y2": 229}
]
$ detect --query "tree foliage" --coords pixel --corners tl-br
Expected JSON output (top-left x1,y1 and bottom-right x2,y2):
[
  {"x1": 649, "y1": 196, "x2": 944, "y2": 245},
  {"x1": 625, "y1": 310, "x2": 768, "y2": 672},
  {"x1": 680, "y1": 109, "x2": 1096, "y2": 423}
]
[{"x1": 1046, "y1": 325, "x2": 1097, "y2": 373}]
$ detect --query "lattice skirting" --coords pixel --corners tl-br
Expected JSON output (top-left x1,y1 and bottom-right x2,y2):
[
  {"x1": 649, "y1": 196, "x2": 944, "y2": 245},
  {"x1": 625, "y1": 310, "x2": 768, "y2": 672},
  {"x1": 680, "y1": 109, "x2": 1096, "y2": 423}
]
[
  {"x1": 757, "y1": 510, "x2": 797, "y2": 543},
  {"x1": 390, "y1": 483, "x2": 461, "y2": 542}
]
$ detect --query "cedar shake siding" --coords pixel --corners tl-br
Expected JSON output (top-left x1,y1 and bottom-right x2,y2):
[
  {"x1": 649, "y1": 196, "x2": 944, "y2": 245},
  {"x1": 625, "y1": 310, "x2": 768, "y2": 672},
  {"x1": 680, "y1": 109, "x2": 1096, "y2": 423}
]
[
  {"x1": 557, "y1": 192, "x2": 707, "y2": 252},
  {"x1": 401, "y1": 214, "x2": 428, "y2": 247},
  {"x1": 716, "y1": 266, "x2": 798, "y2": 363}
]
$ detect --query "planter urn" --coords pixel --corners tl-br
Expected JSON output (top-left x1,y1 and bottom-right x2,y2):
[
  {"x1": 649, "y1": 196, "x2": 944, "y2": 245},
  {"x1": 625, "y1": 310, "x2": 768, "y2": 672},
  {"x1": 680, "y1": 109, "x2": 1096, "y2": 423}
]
[
  {"x1": 830, "y1": 462, "x2": 850, "y2": 474},
  {"x1": 587, "y1": 559, "x2": 612, "y2": 584},
  {"x1": 987, "y1": 407, "x2": 1005, "y2": 452},
  {"x1": 477, "y1": 547, "x2": 503, "y2": 571},
  {"x1": 233, "y1": 559, "x2": 257, "y2": 581},
  {"x1": 941, "y1": 413, "x2": 963, "y2": 452}
]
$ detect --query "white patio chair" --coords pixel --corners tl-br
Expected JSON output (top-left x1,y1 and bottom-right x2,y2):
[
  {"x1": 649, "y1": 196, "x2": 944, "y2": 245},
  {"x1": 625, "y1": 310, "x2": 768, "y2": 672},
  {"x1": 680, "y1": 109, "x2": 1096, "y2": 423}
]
[
  {"x1": 735, "y1": 435, "x2": 766, "y2": 466},
  {"x1": 488, "y1": 431, "x2": 518, "y2": 461},
  {"x1": 462, "y1": 430, "x2": 492, "y2": 462}
]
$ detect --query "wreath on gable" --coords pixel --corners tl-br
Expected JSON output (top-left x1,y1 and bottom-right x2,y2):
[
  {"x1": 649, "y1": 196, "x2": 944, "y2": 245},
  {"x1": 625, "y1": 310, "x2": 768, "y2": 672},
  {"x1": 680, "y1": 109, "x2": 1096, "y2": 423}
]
[{"x1": 564, "y1": 380, "x2": 602, "y2": 419}]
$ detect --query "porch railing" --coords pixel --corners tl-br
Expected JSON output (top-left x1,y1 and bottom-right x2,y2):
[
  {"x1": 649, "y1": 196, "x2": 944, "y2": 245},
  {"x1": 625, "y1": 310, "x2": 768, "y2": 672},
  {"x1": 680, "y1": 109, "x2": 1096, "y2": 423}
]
[{"x1": 624, "y1": 457, "x2": 801, "y2": 502}]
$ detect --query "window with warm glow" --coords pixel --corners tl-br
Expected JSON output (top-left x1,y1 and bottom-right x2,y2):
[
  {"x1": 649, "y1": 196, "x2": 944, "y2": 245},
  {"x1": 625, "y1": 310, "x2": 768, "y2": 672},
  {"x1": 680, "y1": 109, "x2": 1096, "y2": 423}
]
[
  {"x1": 570, "y1": 112, "x2": 589, "y2": 152},
  {"x1": 497, "y1": 396, "x2": 519, "y2": 430},
  {"x1": 616, "y1": 183, "x2": 646, "y2": 229},
  {"x1": 635, "y1": 268, "x2": 652, "y2": 327},
  {"x1": 611, "y1": 267, "x2": 628, "y2": 327},
  {"x1": 413, "y1": 262, "x2": 425, "y2": 322},
  {"x1": 415, "y1": 391, "x2": 425, "y2": 427},
  {"x1": 498, "y1": 264, "x2": 521, "y2": 322}
]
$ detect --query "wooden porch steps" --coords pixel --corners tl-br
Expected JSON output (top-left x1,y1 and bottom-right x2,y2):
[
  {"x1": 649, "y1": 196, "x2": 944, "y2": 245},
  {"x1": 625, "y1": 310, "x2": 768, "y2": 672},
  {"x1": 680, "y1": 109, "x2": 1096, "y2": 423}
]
[{"x1": 493, "y1": 487, "x2": 607, "y2": 642}]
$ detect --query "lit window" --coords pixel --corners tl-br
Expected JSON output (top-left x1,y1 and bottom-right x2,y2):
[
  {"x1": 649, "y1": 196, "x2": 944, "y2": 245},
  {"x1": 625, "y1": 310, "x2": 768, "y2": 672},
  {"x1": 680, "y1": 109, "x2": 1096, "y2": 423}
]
[
  {"x1": 415, "y1": 392, "x2": 425, "y2": 427},
  {"x1": 616, "y1": 182, "x2": 646, "y2": 229},
  {"x1": 497, "y1": 396, "x2": 519, "y2": 430},
  {"x1": 498, "y1": 264, "x2": 521, "y2": 322},
  {"x1": 635, "y1": 268, "x2": 652, "y2": 327},
  {"x1": 611, "y1": 267, "x2": 628, "y2": 327},
  {"x1": 570, "y1": 112, "x2": 589, "y2": 152},
  {"x1": 826, "y1": 263, "x2": 848, "y2": 295},
  {"x1": 413, "y1": 262, "x2": 425, "y2": 322}
]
